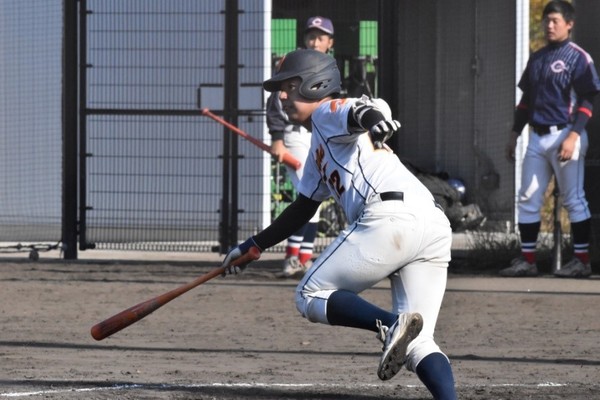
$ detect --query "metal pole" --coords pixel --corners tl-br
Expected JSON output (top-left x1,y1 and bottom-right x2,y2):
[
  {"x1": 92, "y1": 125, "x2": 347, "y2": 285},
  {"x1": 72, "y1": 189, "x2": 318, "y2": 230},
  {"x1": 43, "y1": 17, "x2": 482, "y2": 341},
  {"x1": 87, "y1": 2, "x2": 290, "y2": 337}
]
[
  {"x1": 223, "y1": 0, "x2": 240, "y2": 252},
  {"x1": 62, "y1": 0, "x2": 79, "y2": 259},
  {"x1": 79, "y1": 0, "x2": 92, "y2": 250}
]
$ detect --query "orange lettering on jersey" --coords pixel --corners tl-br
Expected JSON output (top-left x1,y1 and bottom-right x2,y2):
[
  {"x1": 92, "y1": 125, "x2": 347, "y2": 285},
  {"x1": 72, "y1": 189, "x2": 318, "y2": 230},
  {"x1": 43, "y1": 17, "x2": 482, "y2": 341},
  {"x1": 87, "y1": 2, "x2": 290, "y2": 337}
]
[
  {"x1": 315, "y1": 144, "x2": 328, "y2": 183},
  {"x1": 315, "y1": 144, "x2": 346, "y2": 198},
  {"x1": 328, "y1": 170, "x2": 346, "y2": 198},
  {"x1": 329, "y1": 98, "x2": 348, "y2": 113},
  {"x1": 316, "y1": 144, "x2": 325, "y2": 171}
]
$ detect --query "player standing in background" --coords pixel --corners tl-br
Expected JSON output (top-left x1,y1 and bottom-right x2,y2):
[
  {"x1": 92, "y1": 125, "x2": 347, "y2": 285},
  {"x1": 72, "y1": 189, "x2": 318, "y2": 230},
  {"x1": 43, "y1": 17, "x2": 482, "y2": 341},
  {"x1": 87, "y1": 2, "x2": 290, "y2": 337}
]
[
  {"x1": 224, "y1": 49, "x2": 457, "y2": 399},
  {"x1": 501, "y1": 0, "x2": 600, "y2": 278},
  {"x1": 266, "y1": 16, "x2": 335, "y2": 278}
]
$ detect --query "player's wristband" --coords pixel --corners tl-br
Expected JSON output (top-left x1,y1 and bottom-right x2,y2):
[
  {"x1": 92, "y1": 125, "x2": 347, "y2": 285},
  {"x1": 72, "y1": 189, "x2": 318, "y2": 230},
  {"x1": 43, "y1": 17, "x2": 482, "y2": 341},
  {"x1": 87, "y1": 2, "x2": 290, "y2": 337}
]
[{"x1": 239, "y1": 237, "x2": 262, "y2": 254}]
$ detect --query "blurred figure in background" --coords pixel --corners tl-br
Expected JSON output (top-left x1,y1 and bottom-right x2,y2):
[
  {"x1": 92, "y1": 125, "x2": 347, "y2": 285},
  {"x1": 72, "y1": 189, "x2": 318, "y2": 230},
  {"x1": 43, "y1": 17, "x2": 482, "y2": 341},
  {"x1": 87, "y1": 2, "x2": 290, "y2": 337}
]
[{"x1": 266, "y1": 16, "x2": 335, "y2": 278}]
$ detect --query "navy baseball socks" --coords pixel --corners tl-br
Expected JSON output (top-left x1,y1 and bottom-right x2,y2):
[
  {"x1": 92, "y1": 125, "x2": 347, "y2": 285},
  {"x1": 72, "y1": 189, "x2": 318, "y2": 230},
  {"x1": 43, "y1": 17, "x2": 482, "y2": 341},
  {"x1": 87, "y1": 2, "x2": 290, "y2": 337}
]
[
  {"x1": 518, "y1": 221, "x2": 540, "y2": 265},
  {"x1": 326, "y1": 290, "x2": 423, "y2": 381},
  {"x1": 326, "y1": 290, "x2": 456, "y2": 397},
  {"x1": 416, "y1": 352, "x2": 457, "y2": 400},
  {"x1": 326, "y1": 289, "x2": 397, "y2": 330}
]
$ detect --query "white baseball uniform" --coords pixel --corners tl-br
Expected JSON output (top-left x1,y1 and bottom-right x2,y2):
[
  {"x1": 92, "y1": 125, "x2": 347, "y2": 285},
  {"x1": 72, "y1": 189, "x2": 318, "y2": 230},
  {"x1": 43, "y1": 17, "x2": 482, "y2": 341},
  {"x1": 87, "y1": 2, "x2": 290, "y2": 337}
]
[
  {"x1": 518, "y1": 126, "x2": 589, "y2": 223},
  {"x1": 294, "y1": 98, "x2": 452, "y2": 371}
]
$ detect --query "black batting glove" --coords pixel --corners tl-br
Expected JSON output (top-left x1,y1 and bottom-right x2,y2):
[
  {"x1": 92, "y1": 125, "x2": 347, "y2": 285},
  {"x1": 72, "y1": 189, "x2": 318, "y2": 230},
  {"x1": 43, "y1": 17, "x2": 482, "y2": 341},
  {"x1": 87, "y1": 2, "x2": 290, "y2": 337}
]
[
  {"x1": 350, "y1": 99, "x2": 401, "y2": 148},
  {"x1": 369, "y1": 119, "x2": 401, "y2": 149}
]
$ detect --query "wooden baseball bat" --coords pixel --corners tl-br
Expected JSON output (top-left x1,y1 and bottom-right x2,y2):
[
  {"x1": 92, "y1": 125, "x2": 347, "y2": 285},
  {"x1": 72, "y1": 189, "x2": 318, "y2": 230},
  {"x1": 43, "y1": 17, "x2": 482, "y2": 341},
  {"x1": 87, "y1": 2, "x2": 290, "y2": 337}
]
[
  {"x1": 201, "y1": 108, "x2": 302, "y2": 171},
  {"x1": 90, "y1": 247, "x2": 261, "y2": 341}
]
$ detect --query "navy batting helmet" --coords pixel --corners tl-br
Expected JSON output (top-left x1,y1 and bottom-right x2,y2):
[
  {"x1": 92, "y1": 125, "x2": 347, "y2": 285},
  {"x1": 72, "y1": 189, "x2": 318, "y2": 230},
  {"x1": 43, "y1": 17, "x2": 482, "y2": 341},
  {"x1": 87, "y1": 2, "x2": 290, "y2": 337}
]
[{"x1": 263, "y1": 49, "x2": 341, "y2": 100}]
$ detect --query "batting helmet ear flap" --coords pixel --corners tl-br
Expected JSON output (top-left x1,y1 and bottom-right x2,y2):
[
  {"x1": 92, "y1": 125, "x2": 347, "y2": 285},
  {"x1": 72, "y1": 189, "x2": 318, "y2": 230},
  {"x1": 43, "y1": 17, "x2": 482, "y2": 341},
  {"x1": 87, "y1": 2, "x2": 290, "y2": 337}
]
[
  {"x1": 263, "y1": 49, "x2": 341, "y2": 99},
  {"x1": 298, "y1": 67, "x2": 341, "y2": 100}
]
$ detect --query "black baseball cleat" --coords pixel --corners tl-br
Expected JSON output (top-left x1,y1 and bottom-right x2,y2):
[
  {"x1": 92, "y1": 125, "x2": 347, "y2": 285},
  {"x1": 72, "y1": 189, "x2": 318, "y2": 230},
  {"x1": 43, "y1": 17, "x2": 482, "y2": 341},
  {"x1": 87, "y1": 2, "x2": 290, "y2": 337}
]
[{"x1": 376, "y1": 312, "x2": 423, "y2": 381}]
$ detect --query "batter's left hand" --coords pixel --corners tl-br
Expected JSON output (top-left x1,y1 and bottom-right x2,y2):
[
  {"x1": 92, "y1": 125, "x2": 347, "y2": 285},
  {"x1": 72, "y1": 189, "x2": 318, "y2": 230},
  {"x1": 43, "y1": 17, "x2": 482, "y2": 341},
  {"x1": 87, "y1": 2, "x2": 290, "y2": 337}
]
[
  {"x1": 222, "y1": 238, "x2": 261, "y2": 275},
  {"x1": 558, "y1": 131, "x2": 579, "y2": 162}
]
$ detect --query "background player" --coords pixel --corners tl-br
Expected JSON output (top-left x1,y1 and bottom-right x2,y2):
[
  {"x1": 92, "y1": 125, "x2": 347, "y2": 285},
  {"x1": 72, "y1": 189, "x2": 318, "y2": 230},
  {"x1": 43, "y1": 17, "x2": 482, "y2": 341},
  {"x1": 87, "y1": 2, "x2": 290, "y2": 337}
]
[
  {"x1": 266, "y1": 16, "x2": 335, "y2": 278},
  {"x1": 501, "y1": 0, "x2": 600, "y2": 278},
  {"x1": 224, "y1": 49, "x2": 457, "y2": 400}
]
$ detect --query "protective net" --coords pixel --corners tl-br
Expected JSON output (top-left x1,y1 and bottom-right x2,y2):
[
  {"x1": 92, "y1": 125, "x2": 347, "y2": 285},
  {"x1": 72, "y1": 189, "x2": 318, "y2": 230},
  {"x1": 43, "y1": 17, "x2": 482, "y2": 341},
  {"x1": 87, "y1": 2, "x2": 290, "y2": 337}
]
[{"x1": 0, "y1": 1, "x2": 62, "y2": 253}]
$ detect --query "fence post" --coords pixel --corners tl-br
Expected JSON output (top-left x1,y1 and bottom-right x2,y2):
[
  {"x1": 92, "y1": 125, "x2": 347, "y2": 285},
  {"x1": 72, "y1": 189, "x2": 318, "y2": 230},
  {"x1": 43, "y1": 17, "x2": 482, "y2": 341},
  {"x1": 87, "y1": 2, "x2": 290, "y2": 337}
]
[
  {"x1": 219, "y1": 0, "x2": 240, "y2": 253},
  {"x1": 62, "y1": 0, "x2": 79, "y2": 259}
]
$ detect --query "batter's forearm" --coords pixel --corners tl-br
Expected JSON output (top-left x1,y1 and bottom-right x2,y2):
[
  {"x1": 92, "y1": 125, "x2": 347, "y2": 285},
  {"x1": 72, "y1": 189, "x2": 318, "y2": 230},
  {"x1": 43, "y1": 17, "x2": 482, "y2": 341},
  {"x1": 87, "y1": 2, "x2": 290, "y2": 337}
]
[{"x1": 253, "y1": 195, "x2": 321, "y2": 250}]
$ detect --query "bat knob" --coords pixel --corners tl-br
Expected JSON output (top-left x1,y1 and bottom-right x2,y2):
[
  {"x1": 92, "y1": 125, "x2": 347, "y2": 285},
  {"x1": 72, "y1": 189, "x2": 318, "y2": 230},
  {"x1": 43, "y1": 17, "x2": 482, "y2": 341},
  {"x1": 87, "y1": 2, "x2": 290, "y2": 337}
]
[
  {"x1": 90, "y1": 324, "x2": 104, "y2": 341},
  {"x1": 248, "y1": 246, "x2": 261, "y2": 260}
]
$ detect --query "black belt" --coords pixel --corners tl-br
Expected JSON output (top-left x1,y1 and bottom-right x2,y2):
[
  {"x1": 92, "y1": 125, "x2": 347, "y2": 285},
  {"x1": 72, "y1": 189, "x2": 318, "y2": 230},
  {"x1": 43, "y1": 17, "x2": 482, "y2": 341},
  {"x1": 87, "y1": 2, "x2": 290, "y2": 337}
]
[
  {"x1": 531, "y1": 123, "x2": 567, "y2": 135},
  {"x1": 380, "y1": 191, "x2": 444, "y2": 212},
  {"x1": 380, "y1": 191, "x2": 404, "y2": 201}
]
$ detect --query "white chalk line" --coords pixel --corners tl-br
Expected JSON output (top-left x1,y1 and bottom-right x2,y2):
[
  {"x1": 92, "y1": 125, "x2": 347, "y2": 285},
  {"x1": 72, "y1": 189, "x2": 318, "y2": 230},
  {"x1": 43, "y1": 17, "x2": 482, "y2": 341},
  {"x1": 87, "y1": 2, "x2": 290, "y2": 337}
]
[{"x1": 0, "y1": 381, "x2": 567, "y2": 397}]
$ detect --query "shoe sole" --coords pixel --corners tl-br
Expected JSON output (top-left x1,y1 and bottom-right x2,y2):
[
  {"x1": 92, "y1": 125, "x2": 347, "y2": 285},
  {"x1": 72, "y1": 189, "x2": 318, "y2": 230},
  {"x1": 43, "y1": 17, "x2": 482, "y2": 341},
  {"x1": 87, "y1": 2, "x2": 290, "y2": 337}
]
[
  {"x1": 554, "y1": 271, "x2": 592, "y2": 278},
  {"x1": 377, "y1": 313, "x2": 423, "y2": 381},
  {"x1": 499, "y1": 268, "x2": 538, "y2": 277},
  {"x1": 499, "y1": 271, "x2": 538, "y2": 277}
]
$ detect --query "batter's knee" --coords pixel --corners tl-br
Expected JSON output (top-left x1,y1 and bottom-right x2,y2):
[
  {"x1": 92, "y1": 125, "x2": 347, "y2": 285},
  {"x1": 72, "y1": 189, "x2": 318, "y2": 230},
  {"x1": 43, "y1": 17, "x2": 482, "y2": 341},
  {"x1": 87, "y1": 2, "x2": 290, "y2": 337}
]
[
  {"x1": 295, "y1": 287, "x2": 336, "y2": 324},
  {"x1": 405, "y1": 334, "x2": 445, "y2": 372}
]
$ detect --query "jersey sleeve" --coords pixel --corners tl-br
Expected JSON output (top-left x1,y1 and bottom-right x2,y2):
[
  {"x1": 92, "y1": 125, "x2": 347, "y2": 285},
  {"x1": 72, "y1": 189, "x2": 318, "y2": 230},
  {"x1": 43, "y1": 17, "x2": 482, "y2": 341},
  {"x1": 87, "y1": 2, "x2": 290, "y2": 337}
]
[
  {"x1": 312, "y1": 98, "x2": 364, "y2": 144},
  {"x1": 512, "y1": 91, "x2": 530, "y2": 133},
  {"x1": 572, "y1": 53, "x2": 600, "y2": 97},
  {"x1": 517, "y1": 62, "x2": 531, "y2": 93},
  {"x1": 570, "y1": 51, "x2": 600, "y2": 133}
]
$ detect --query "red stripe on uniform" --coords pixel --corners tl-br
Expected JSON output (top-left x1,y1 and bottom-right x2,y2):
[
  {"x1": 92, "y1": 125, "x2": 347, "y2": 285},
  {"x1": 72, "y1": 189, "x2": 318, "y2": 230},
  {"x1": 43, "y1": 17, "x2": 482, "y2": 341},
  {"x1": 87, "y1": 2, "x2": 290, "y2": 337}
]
[{"x1": 578, "y1": 106, "x2": 592, "y2": 117}]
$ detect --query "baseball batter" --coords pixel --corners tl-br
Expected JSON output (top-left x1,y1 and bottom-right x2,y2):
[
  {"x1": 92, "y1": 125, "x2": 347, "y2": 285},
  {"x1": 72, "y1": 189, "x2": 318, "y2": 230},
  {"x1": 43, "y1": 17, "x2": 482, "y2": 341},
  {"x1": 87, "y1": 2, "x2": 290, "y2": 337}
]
[
  {"x1": 223, "y1": 49, "x2": 457, "y2": 399},
  {"x1": 502, "y1": 0, "x2": 600, "y2": 278}
]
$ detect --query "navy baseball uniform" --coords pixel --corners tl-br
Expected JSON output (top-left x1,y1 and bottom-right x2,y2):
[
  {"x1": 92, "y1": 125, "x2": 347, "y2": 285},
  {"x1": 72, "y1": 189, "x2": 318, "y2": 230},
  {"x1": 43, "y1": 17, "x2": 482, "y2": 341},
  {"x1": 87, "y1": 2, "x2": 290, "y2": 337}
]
[{"x1": 501, "y1": 1, "x2": 600, "y2": 278}]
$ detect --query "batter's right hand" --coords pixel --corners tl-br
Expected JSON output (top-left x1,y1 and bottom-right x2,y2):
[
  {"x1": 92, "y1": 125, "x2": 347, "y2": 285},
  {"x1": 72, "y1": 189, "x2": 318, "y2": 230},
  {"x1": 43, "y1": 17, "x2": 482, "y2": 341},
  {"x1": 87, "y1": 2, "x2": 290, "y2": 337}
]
[{"x1": 222, "y1": 238, "x2": 261, "y2": 276}]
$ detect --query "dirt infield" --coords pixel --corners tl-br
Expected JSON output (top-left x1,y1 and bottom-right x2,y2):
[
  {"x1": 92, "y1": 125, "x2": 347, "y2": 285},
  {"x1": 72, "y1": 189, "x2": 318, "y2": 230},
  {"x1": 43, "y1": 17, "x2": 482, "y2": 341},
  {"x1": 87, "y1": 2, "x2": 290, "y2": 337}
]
[{"x1": 1, "y1": 254, "x2": 599, "y2": 399}]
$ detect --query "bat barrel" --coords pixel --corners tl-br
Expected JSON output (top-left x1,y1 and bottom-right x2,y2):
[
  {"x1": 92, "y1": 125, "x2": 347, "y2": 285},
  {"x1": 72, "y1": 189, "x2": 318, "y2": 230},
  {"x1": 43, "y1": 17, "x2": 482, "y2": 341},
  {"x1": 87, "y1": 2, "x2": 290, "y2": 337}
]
[{"x1": 90, "y1": 247, "x2": 261, "y2": 341}]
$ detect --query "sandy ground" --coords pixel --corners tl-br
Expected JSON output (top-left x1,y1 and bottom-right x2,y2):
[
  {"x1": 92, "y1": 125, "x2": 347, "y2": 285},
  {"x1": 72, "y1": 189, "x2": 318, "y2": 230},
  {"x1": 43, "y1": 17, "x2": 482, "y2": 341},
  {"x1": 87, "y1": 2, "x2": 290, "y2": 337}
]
[{"x1": 1, "y1": 253, "x2": 599, "y2": 399}]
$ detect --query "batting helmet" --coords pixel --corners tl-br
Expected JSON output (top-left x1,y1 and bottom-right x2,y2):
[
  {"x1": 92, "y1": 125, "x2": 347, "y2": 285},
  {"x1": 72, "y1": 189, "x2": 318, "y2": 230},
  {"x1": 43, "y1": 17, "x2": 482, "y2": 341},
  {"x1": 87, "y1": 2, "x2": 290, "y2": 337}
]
[{"x1": 263, "y1": 49, "x2": 341, "y2": 100}]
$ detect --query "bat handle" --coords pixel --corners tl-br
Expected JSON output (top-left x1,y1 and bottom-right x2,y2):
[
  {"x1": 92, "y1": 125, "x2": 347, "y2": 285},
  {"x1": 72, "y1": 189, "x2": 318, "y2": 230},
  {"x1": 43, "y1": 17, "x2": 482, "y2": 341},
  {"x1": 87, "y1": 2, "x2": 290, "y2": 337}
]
[
  {"x1": 202, "y1": 108, "x2": 302, "y2": 171},
  {"x1": 233, "y1": 246, "x2": 261, "y2": 266},
  {"x1": 281, "y1": 152, "x2": 302, "y2": 171}
]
